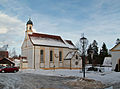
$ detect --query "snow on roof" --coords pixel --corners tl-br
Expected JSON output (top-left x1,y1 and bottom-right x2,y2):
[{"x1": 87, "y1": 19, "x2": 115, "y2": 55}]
[
  {"x1": 29, "y1": 33, "x2": 76, "y2": 48},
  {"x1": 102, "y1": 57, "x2": 112, "y2": 67},
  {"x1": 64, "y1": 51, "x2": 76, "y2": 60},
  {"x1": 64, "y1": 40, "x2": 76, "y2": 49},
  {"x1": 6, "y1": 58, "x2": 15, "y2": 63},
  {"x1": 65, "y1": 40, "x2": 75, "y2": 46},
  {"x1": 30, "y1": 37, "x2": 67, "y2": 48},
  {"x1": 22, "y1": 59, "x2": 28, "y2": 62},
  {"x1": 14, "y1": 59, "x2": 20, "y2": 62},
  {"x1": 29, "y1": 33, "x2": 65, "y2": 43}
]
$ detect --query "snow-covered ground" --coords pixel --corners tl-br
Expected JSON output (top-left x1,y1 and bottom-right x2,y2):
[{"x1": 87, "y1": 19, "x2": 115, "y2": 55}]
[{"x1": 19, "y1": 67, "x2": 120, "y2": 86}]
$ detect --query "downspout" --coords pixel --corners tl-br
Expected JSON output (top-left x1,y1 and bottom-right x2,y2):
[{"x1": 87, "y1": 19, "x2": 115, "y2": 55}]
[{"x1": 34, "y1": 46, "x2": 35, "y2": 69}]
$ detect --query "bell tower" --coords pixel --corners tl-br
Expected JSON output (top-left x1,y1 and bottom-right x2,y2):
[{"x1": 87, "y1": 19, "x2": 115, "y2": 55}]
[{"x1": 25, "y1": 18, "x2": 33, "y2": 40}]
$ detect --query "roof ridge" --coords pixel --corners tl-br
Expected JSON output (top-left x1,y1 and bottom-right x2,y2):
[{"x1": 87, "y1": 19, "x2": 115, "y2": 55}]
[
  {"x1": 29, "y1": 32, "x2": 65, "y2": 44},
  {"x1": 32, "y1": 32, "x2": 61, "y2": 37}
]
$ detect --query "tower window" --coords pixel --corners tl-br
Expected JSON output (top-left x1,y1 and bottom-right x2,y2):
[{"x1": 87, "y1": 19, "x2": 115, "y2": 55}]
[{"x1": 29, "y1": 26, "x2": 31, "y2": 30}]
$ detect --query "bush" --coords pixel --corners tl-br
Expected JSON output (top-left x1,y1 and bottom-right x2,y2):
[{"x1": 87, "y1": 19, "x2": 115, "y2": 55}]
[{"x1": 87, "y1": 67, "x2": 98, "y2": 71}]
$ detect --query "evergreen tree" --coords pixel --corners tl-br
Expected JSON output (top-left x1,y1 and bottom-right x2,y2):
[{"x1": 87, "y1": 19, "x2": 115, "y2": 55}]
[
  {"x1": 92, "y1": 40, "x2": 98, "y2": 55},
  {"x1": 91, "y1": 40, "x2": 99, "y2": 65},
  {"x1": 87, "y1": 44, "x2": 92, "y2": 54},
  {"x1": 100, "y1": 42, "x2": 108, "y2": 56},
  {"x1": 99, "y1": 42, "x2": 109, "y2": 65},
  {"x1": 87, "y1": 44, "x2": 93, "y2": 64}
]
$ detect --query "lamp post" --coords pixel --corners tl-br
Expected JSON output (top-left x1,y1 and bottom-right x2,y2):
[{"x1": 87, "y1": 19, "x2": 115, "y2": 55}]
[{"x1": 80, "y1": 36, "x2": 88, "y2": 78}]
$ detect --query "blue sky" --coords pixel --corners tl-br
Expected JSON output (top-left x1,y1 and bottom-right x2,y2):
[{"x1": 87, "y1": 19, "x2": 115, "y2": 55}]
[{"x1": 0, "y1": 0, "x2": 120, "y2": 54}]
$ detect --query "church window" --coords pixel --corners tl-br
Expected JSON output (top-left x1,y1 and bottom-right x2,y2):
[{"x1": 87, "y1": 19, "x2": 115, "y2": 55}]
[
  {"x1": 59, "y1": 51, "x2": 62, "y2": 61},
  {"x1": 40, "y1": 50, "x2": 44, "y2": 63},
  {"x1": 50, "y1": 50, "x2": 53, "y2": 62}
]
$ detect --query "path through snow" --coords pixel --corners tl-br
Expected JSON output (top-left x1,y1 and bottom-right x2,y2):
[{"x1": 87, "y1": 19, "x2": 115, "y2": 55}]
[{"x1": 20, "y1": 68, "x2": 120, "y2": 86}]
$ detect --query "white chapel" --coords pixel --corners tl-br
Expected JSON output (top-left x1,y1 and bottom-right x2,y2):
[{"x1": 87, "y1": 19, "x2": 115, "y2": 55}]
[
  {"x1": 21, "y1": 19, "x2": 82, "y2": 69},
  {"x1": 110, "y1": 44, "x2": 120, "y2": 71}
]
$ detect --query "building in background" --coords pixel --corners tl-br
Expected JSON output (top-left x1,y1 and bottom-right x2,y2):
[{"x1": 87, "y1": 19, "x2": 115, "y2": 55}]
[
  {"x1": 0, "y1": 58, "x2": 15, "y2": 66},
  {"x1": 102, "y1": 57, "x2": 112, "y2": 67},
  {"x1": 21, "y1": 19, "x2": 82, "y2": 69},
  {"x1": 0, "y1": 51, "x2": 8, "y2": 58},
  {"x1": 0, "y1": 45, "x2": 8, "y2": 59},
  {"x1": 110, "y1": 44, "x2": 120, "y2": 71}
]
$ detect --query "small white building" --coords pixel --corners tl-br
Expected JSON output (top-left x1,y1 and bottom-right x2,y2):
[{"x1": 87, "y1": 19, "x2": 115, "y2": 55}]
[
  {"x1": 102, "y1": 57, "x2": 112, "y2": 67},
  {"x1": 110, "y1": 44, "x2": 120, "y2": 71},
  {"x1": 21, "y1": 19, "x2": 82, "y2": 69}
]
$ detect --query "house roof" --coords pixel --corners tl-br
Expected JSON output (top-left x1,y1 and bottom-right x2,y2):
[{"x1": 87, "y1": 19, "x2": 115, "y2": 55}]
[
  {"x1": 64, "y1": 51, "x2": 77, "y2": 60},
  {"x1": 0, "y1": 58, "x2": 15, "y2": 66},
  {"x1": 65, "y1": 40, "x2": 75, "y2": 46},
  {"x1": 29, "y1": 33, "x2": 65, "y2": 43},
  {"x1": 64, "y1": 40, "x2": 76, "y2": 49},
  {"x1": 110, "y1": 43, "x2": 120, "y2": 51},
  {"x1": 29, "y1": 33, "x2": 76, "y2": 49}
]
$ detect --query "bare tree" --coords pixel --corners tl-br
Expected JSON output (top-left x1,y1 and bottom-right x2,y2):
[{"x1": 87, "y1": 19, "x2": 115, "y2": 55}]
[
  {"x1": 76, "y1": 35, "x2": 88, "y2": 55},
  {"x1": 9, "y1": 48, "x2": 18, "y2": 58},
  {"x1": 76, "y1": 40, "x2": 82, "y2": 54}
]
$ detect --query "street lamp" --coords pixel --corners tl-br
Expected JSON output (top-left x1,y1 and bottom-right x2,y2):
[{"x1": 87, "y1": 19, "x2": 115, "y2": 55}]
[{"x1": 80, "y1": 36, "x2": 88, "y2": 78}]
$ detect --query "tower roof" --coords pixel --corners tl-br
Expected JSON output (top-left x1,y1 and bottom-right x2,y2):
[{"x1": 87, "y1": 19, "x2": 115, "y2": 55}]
[{"x1": 26, "y1": 18, "x2": 33, "y2": 25}]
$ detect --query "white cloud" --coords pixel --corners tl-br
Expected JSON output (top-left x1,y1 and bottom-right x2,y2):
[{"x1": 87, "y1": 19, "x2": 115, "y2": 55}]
[
  {"x1": 0, "y1": 27, "x2": 8, "y2": 34},
  {"x1": 0, "y1": 11, "x2": 25, "y2": 54},
  {"x1": 0, "y1": 11, "x2": 24, "y2": 35}
]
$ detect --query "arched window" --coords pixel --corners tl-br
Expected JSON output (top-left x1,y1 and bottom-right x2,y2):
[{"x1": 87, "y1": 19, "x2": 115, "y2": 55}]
[
  {"x1": 50, "y1": 50, "x2": 53, "y2": 62},
  {"x1": 29, "y1": 26, "x2": 31, "y2": 30},
  {"x1": 40, "y1": 50, "x2": 44, "y2": 63},
  {"x1": 59, "y1": 51, "x2": 62, "y2": 61}
]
